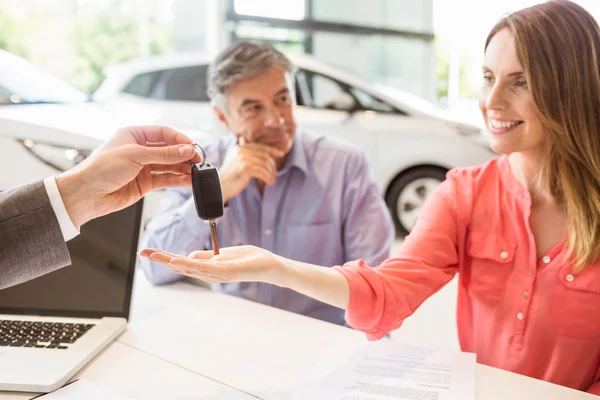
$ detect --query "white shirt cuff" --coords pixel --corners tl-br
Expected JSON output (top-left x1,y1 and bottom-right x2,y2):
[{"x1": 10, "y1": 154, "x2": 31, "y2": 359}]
[{"x1": 43, "y1": 176, "x2": 80, "y2": 242}]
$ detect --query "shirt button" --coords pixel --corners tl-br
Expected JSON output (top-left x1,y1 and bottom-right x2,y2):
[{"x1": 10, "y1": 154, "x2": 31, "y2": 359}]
[
  {"x1": 264, "y1": 229, "x2": 272, "y2": 236},
  {"x1": 542, "y1": 256, "x2": 551, "y2": 264},
  {"x1": 500, "y1": 251, "x2": 509, "y2": 259},
  {"x1": 517, "y1": 312, "x2": 524, "y2": 320},
  {"x1": 523, "y1": 291, "x2": 529, "y2": 299},
  {"x1": 566, "y1": 274, "x2": 574, "y2": 282}
]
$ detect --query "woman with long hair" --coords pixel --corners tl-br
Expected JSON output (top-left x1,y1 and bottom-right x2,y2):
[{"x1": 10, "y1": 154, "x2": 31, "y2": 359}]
[{"x1": 142, "y1": 1, "x2": 600, "y2": 393}]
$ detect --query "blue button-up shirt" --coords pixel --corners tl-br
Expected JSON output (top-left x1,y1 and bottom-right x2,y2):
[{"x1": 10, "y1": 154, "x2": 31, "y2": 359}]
[{"x1": 139, "y1": 132, "x2": 394, "y2": 325}]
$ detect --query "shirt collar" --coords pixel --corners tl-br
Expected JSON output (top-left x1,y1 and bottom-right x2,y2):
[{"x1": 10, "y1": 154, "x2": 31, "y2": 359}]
[
  {"x1": 278, "y1": 132, "x2": 308, "y2": 176},
  {"x1": 499, "y1": 153, "x2": 530, "y2": 200}
]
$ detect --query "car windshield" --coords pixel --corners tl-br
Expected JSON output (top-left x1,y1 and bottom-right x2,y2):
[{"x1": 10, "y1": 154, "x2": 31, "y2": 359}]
[{"x1": 0, "y1": 50, "x2": 88, "y2": 104}]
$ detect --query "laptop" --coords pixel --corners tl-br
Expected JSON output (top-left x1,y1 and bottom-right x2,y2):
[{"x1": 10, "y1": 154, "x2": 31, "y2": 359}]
[{"x1": 0, "y1": 199, "x2": 143, "y2": 393}]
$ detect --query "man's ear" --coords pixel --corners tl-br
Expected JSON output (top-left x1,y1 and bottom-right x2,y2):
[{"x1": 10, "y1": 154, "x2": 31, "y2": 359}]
[{"x1": 213, "y1": 105, "x2": 230, "y2": 130}]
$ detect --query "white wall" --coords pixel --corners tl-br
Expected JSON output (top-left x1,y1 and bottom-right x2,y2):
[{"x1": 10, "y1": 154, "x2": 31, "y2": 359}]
[
  {"x1": 312, "y1": 0, "x2": 436, "y2": 102},
  {"x1": 173, "y1": 0, "x2": 207, "y2": 52},
  {"x1": 313, "y1": 0, "x2": 432, "y2": 32},
  {"x1": 173, "y1": 0, "x2": 227, "y2": 55}
]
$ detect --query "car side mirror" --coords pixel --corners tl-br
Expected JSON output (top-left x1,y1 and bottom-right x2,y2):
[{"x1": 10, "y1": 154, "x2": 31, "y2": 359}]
[{"x1": 325, "y1": 92, "x2": 359, "y2": 112}]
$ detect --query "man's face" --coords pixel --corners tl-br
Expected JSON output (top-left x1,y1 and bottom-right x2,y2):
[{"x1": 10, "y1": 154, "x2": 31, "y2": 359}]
[{"x1": 215, "y1": 66, "x2": 297, "y2": 158}]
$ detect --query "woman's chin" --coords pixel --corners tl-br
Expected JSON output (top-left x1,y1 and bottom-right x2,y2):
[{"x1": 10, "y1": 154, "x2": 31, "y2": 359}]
[{"x1": 489, "y1": 139, "x2": 518, "y2": 155}]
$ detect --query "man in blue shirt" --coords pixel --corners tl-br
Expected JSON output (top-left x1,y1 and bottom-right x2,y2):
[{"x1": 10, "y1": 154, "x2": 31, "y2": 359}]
[{"x1": 139, "y1": 41, "x2": 394, "y2": 326}]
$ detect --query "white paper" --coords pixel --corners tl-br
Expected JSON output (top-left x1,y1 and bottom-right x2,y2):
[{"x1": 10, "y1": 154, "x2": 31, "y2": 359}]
[
  {"x1": 292, "y1": 340, "x2": 476, "y2": 400},
  {"x1": 38, "y1": 379, "x2": 135, "y2": 400}
]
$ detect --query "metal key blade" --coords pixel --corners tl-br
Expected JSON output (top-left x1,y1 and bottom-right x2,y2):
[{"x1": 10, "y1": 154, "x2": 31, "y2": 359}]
[{"x1": 209, "y1": 219, "x2": 220, "y2": 255}]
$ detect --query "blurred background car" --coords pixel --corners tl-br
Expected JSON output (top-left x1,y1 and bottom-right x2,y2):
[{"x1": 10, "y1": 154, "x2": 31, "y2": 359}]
[{"x1": 0, "y1": 50, "x2": 213, "y2": 228}]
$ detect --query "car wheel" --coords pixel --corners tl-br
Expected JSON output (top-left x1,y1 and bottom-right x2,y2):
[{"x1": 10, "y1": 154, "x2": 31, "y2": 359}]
[{"x1": 385, "y1": 167, "x2": 447, "y2": 237}]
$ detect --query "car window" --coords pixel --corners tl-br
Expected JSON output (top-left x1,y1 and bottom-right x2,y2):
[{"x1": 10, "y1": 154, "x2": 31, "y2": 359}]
[
  {"x1": 312, "y1": 74, "x2": 350, "y2": 110},
  {"x1": 294, "y1": 70, "x2": 311, "y2": 106},
  {"x1": 122, "y1": 71, "x2": 162, "y2": 97},
  {"x1": 350, "y1": 87, "x2": 400, "y2": 114},
  {"x1": 163, "y1": 65, "x2": 210, "y2": 102},
  {"x1": 0, "y1": 85, "x2": 14, "y2": 104},
  {"x1": 294, "y1": 81, "x2": 303, "y2": 106},
  {"x1": 296, "y1": 70, "x2": 358, "y2": 111},
  {"x1": 296, "y1": 68, "x2": 406, "y2": 115}
]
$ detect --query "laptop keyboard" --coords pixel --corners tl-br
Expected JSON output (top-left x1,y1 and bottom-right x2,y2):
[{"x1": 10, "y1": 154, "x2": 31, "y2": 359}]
[{"x1": 0, "y1": 320, "x2": 95, "y2": 349}]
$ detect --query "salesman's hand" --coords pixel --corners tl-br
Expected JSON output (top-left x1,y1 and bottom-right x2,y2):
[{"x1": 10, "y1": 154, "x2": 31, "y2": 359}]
[{"x1": 56, "y1": 125, "x2": 201, "y2": 227}]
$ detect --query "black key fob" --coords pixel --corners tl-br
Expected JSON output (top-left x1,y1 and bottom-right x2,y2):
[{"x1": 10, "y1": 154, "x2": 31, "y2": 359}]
[{"x1": 191, "y1": 162, "x2": 224, "y2": 220}]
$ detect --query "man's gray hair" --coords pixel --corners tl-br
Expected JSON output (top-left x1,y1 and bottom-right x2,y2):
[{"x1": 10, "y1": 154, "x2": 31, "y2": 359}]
[{"x1": 207, "y1": 41, "x2": 296, "y2": 110}]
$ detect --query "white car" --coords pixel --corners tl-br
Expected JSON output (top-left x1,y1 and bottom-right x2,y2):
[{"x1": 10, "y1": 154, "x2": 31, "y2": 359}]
[
  {"x1": 0, "y1": 50, "x2": 213, "y2": 228},
  {"x1": 94, "y1": 52, "x2": 495, "y2": 235}
]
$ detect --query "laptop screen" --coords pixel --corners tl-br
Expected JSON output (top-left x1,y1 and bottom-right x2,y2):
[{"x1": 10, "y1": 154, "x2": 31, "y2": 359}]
[{"x1": 0, "y1": 200, "x2": 143, "y2": 320}]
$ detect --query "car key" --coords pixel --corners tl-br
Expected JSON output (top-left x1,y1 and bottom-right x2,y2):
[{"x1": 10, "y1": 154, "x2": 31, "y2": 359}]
[{"x1": 190, "y1": 144, "x2": 224, "y2": 255}]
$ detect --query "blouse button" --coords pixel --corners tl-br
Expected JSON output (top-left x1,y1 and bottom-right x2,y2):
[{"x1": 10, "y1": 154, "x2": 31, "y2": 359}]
[
  {"x1": 500, "y1": 251, "x2": 509, "y2": 260},
  {"x1": 542, "y1": 256, "x2": 551, "y2": 264},
  {"x1": 566, "y1": 274, "x2": 575, "y2": 282},
  {"x1": 517, "y1": 312, "x2": 524, "y2": 320}
]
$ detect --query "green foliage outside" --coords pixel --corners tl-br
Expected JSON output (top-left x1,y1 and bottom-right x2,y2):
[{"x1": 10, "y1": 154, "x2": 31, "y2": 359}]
[
  {"x1": 73, "y1": 15, "x2": 172, "y2": 92},
  {"x1": 0, "y1": 7, "x2": 172, "y2": 94},
  {"x1": 435, "y1": 37, "x2": 477, "y2": 103},
  {"x1": 0, "y1": 9, "x2": 39, "y2": 60}
]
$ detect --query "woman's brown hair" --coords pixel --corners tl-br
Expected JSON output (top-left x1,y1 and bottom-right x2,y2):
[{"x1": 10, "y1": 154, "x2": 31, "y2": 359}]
[{"x1": 486, "y1": 0, "x2": 600, "y2": 272}]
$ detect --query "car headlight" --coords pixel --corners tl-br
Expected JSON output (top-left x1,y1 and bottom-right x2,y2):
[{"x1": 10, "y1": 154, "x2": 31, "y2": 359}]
[{"x1": 18, "y1": 139, "x2": 91, "y2": 172}]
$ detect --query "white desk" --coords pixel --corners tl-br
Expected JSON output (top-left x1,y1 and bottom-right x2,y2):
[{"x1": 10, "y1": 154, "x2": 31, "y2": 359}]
[
  {"x1": 119, "y1": 278, "x2": 598, "y2": 400},
  {"x1": 2, "y1": 277, "x2": 596, "y2": 399},
  {"x1": 0, "y1": 341, "x2": 255, "y2": 400}
]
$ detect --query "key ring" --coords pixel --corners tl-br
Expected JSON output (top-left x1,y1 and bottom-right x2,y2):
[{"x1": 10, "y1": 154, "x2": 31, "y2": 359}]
[{"x1": 188, "y1": 143, "x2": 207, "y2": 168}]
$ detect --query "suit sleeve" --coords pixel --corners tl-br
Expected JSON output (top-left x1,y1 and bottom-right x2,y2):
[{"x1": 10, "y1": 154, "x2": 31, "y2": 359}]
[{"x1": 0, "y1": 180, "x2": 70, "y2": 289}]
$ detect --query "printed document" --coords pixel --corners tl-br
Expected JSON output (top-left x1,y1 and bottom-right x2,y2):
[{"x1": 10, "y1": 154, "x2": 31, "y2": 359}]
[{"x1": 292, "y1": 340, "x2": 476, "y2": 400}]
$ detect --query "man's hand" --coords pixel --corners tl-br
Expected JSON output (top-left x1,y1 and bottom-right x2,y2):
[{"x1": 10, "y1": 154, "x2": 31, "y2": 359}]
[
  {"x1": 55, "y1": 126, "x2": 201, "y2": 227},
  {"x1": 218, "y1": 142, "x2": 284, "y2": 203}
]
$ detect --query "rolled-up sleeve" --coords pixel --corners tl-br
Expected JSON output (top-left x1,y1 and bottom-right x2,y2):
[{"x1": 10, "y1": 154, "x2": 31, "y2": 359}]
[
  {"x1": 587, "y1": 367, "x2": 600, "y2": 395},
  {"x1": 334, "y1": 171, "x2": 461, "y2": 340}
]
